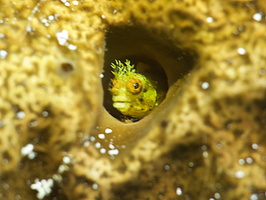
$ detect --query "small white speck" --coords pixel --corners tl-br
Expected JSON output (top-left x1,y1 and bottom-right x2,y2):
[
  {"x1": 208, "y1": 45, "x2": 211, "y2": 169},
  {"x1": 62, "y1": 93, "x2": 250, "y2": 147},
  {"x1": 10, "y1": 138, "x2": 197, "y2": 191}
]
[
  {"x1": 41, "y1": 18, "x2": 48, "y2": 24},
  {"x1": 251, "y1": 143, "x2": 259, "y2": 150},
  {"x1": 68, "y1": 44, "x2": 77, "y2": 50},
  {"x1": 100, "y1": 148, "x2": 106, "y2": 154},
  {"x1": 90, "y1": 136, "x2": 96, "y2": 142},
  {"x1": 206, "y1": 17, "x2": 213, "y2": 23},
  {"x1": 113, "y1": 9, "x2": 118, "y2": 14},
  {"x1": 176, "y1": 187, "x2": 182, "y2": 196},
  {"x1": 246, "y1": 157, "x2": 253, "y2": 164},
  {"x1": 30, "y1": 178, "x2": 54, "y2": 199},
  {"x1": 214, "y1": 193, "x2": 221, "y2": 199},
  {"x1": 26, "y1": 25, "x2": 34, "y2": 32},
  {"x1": 201, "y1": 82, "x2": 210, "y2": 90},
  {"x1": 52, "y1": 174, "x2": 62, "y2": 182},
  {"x1": 65, "y1": 2, "x2": 70, "y2": 6},
  {"x1": 100, "y1": 73, "x2": 104, "y2": 78},
  {"x1": 56, "y1": 30, "x2": 69, "y2": 46},
  {"x1": 235, "y1": 170, "x2": 245, "y2": 179},
  {"x1": 105, "y1": 128, "x2": 112, "y2": 134},
  {"x1": 216, "y1": 143, "x2": 222, "y2": 148},
  {"x1": 62, "y1": 156, "x2": 71, "y2": 164},
  {"x1": 72, "y1": 0, "x2": 79, "y2": 5},
  {"x1": 98, "y1": 133, "x2": 105, "y2": 139},
  {"x1": 21, "y1": 144, "x2": 34, "y2": 156},
  {"x1": 28, "y1": 152, "x2": 37, "y2": 159},
  {"x1": 188, "y1": 162, "x2": 194, "y2": 167},
  {"x1": 58, "y1": 164, "x2": 69, "y2": 173},
  {"x1": 238, "y1": 47, "x2": 246, "y2": 55},
  {"x1": 83, "y1": 141, "x2": 90, "y2": 147},
  {"x1": 42, "y1": 111, "x2": 49, "y2": 117},
  {"x1": 48, "y1": 15, "x2": 54, "y2": 21},
  {"x1": 61, "y1": 0, "x2": 67, "y2": 3},
  {"x1": 253, "y1": 13, "x2": 262, "y2": 22},
  {"x1": 95, "y1": 142, "x2": 101, "y2": 148},
  {"x1": 202, "y1": 145, "x2": 207, "y2": 151},
  {"x1": 250, "y1": 194, "x2": 259, "y2": 200},
  {"x1": 29, "y1": 120, "x2": 38, "y2": 127},
  {"x1": 0, "y1": 33, "x2": 5, "y2": 38},
  {"x1": 203, "y1": 151, "x2": 209, "y2": 158},
  {"x1": 109, "y1": 143, "x2": 115, "y2": 149},
  {"x1": 101, "y1": 15, "x2": 106, "y2": 19},
  {"x1": 16, "y1": 111, "x2": 26, "y2": 119},
  {"x1": 0, "y1": 50, "x2": 8, "y2": 59},
  {"x1": 31, "y1": 5, "x2": 40, "y2": 14},
  {"x1": 164, "y1": 164, "x2": 170, "y2": 170},
  {"x1": 92, "y1": 183, "x2": 98, "y2": 190},
  {"x1": 238, "y1": 158, "x2": 245, "y2": 165},
  {"x1": 54, "y1": 14, "x2": 60, "y2": 20},
  {"x1": 108, "y1": 149, "x2": 119, "y2": 156}
]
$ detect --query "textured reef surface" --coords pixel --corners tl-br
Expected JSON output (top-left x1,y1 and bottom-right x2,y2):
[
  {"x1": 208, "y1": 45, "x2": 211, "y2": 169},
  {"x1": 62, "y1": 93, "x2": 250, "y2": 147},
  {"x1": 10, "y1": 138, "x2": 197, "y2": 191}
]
[{"x1": 0, "y1": 0, "x2": 266, "y2": 199}]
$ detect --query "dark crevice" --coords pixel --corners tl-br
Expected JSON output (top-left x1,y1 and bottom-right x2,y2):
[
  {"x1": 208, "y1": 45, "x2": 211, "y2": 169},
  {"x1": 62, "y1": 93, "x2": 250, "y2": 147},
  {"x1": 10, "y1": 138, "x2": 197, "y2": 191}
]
[{"x1": 102, "y1": 25, "x2": 197, "y2": 121}]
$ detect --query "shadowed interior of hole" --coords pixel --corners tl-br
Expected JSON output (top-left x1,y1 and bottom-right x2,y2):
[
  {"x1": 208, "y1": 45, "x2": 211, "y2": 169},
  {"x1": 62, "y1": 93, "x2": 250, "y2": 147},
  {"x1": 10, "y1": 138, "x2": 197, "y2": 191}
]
[{"x1": 102, "y1": 26, "x2": 196, "y2": 121}]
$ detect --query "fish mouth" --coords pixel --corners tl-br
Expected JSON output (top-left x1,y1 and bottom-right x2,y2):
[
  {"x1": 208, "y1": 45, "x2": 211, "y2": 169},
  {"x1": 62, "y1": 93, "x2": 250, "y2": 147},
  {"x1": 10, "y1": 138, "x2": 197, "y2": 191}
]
[
  {"x1": 113, "y1": 101, "x2": 131, "y2": 109},
  {"x1": 112, "y1": 96, "x2": 130, "y2": 102},
  {"x1": 112, "y1": 96, "x2": 132, "y2": 109},
  {"x1": 113, "y1": 100, "x2": 131, "y2": 103}
]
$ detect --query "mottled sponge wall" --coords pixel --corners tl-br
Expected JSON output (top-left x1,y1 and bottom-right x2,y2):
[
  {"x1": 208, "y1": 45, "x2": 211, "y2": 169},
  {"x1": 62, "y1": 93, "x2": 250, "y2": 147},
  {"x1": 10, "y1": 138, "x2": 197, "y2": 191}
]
[{"x1": 0, "y1": 0, "x2": 266, "y2": 200}]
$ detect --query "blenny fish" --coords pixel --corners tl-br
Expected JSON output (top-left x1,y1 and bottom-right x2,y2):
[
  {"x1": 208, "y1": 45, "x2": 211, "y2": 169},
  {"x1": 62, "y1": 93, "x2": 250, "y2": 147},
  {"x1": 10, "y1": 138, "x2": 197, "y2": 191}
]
[{"x1": 109, "y1": 59, "x2": 161, "y2": 119}]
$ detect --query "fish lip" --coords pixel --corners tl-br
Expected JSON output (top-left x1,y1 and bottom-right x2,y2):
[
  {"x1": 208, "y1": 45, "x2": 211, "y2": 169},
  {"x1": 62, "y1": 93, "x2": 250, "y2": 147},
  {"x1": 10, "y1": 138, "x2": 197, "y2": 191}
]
[
  {"x1": 113, "y1": 101, "x2": 131, "y2": 103},
  {"x1": 112, "y1": 96, "x2": 130, "y2": 102},
  {"x1": 113, "y1": 101, "x2": 130, "y2": 109}
]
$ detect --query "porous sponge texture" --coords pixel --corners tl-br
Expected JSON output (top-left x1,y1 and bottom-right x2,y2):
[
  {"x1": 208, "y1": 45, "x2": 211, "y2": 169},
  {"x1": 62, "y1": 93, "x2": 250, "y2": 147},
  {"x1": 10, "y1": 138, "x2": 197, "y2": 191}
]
[
  {"x1": 0, "y1": 0, "x2": 104, "y2": 175},
  {"x1": 1, "y1": 0, "x2": 266, "y2": 200},
  {"x1": 114, "y1": 1, "x2": 266, "y2": 199}
]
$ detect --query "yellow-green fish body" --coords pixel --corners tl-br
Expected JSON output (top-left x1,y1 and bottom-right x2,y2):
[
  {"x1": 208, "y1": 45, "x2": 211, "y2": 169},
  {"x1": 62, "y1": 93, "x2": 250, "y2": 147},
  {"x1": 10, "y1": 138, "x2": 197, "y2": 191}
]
[{"x1": 109, "y1": 60, "x2": 159, "y2": 118}]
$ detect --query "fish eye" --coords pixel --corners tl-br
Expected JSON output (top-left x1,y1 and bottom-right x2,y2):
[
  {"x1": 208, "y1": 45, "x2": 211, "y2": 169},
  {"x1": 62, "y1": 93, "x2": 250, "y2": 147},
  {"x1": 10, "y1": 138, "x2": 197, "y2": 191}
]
[
  {"x1": 133, "y1": 83, "x2": 140, "y2": 89},
  {"x1": 127, "y1": 78, "x2": 143, "y2": 94},
  {"x1": 109, "y1": 79, "x2": 120, "y2": 93},
  {"x1": 109, "y1": 81, "x2": 114, "y2": 89}
]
